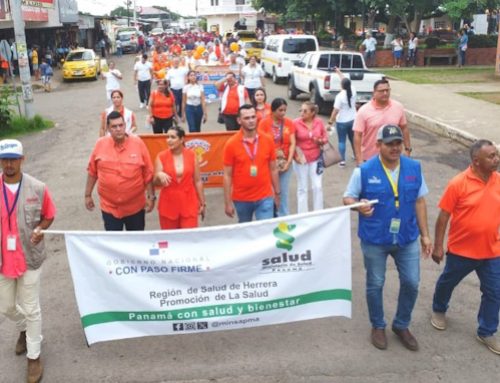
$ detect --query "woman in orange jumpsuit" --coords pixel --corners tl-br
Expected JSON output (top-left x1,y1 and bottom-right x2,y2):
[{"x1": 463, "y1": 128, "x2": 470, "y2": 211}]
[{"x1": 154, "y1": 126, "x2": 206, "y2": 229}]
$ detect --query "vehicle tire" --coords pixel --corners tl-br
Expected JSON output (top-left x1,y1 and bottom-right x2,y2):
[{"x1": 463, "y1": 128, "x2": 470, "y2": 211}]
[
  {"x1": 272, "y1": 68, "x2": 279, "y2": 84},
  {"x1": 288, "y1": 77, "x2": 299, "y2": 100},
  {"x1": 310, "y1": 84, "x2": 329, "y2": 115},
  {"x1": 262, "y1": 62, "x2": 270, "y2": 78}
]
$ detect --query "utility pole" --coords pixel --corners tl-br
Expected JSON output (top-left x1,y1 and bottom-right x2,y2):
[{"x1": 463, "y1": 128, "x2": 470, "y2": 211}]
[
  {"x1": 133, "y1": 0, "x2": 137, "y2": 27},
  {"x1": 11, "y1": 0, "x2": 34, "y2": 118}
]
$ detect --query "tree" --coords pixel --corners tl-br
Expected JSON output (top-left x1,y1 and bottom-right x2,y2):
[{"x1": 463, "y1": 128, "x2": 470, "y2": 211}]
[{"x1": 110, "y1": 6, "x2": 132, "y2": 18}]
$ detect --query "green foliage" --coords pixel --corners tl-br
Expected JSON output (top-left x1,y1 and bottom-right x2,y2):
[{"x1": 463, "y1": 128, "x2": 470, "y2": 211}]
[
  {"x1": 468, "y1": 34, "x2": 498, "y2": 48},
  {"x1": 5, "y1": 115, "x2": 53, "y2": 137},
  {"x1": 0, "y1": 86, "x2": 17, "y2": 128},
  {"x1": 110, "y1": 6, "x2": 132, "y2": 18},
  {"x1": 441, "y1": 0, "x2": 486, "y2": 20},
  {"x1": 425, "y1": 36, "x2": 441, "y2": 48},
  {"x1": 199, "y1": 18, "x2": 207, "y2": 32}
]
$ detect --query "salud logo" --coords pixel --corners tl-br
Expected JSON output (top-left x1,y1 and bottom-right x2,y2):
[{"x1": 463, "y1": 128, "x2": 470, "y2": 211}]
[{"x1": 273, "y1": 222, "x2": 296, "y2": 251}]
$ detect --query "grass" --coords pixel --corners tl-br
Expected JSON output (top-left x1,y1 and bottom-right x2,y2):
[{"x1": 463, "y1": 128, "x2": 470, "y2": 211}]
[
  {"x1": 381, "y1": 66, "x2": 499, "y2": 84},
  {"x1": 0, "y1": 114, "x2": 54, "y2": 138},
  {"x1": 459, "y1": 92, "x2": 500, "y2": 105}
]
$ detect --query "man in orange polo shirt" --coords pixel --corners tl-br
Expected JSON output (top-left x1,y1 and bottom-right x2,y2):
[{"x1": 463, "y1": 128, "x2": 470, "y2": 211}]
[
  {"x1": 85, "y1": 111, "x2": 155, "y2": 230},
  {"x1": 223, "y1": 104, "x2": 280, "y2": 223},
  {"x1": 216, "y1": 71, "x2": 250, "y2": 131},
  {"x1": 353, "y1": 79, "x2": 411, "y2": 165},
  {"x1": 431, "y1": 139, "x2": 500, "y2": 355}
]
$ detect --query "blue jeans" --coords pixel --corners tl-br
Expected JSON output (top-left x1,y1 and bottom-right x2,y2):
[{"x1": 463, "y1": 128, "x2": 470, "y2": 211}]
[
  {"x1": 185, "y1": 104, "x2": 203, "y2": 133},
  {"x1": 360, "y1": 239, "x2": 420, "y2": 329},
  {"x1": 172, "y1": 88, "x2": 183, "y2": 116},
  {"x1": 335, "y1": 120, "x2": 354, "y2": 161},
  {"x1": 459, "y1": 50, "x2": 466, "y2": 66},
  {"x1": 233, "y1": 197, "x2": 274, "y2": 223},
  {"x1": 278, "y1": 166, "x2": 293, "y2": 216},
  {"x1": 433, "y1": 253, "x2": 500, "y2": 337}
]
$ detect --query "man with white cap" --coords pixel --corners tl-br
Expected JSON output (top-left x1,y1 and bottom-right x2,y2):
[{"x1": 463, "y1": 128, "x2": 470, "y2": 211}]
[
  {"x1": 0, "y1": 139, "x2": 56, "y2": 383},
  {"x1": 343, "y1": 125, "x2": 432, "y2": 352}
]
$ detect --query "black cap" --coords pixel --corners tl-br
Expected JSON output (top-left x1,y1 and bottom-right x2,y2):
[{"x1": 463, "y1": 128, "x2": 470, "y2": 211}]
[{"x1": 376, "y1": 124, "x2": 403, "y2": 143}]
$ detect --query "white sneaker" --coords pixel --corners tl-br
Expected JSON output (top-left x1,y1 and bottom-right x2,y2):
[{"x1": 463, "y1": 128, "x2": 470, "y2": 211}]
[{"x1": 139, "y1": 102, "x2": 144, "y2": 109}]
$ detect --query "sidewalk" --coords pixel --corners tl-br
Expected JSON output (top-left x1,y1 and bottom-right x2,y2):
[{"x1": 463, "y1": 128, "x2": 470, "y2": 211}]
[{"x1": 389, "y1": 78, "x2": 500, "y2": 146}]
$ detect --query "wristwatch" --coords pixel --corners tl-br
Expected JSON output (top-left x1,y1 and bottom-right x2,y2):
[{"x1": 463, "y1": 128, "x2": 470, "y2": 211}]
[
  {"x1": 147, "y1": 195, "x2": 157, "y2": 201},
  {"x1": 405, "y1": 147, "x2": 413, "y2": 153}
]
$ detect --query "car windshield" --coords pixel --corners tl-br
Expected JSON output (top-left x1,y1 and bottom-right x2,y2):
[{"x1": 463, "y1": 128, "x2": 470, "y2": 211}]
[
  {"x1": 282, "y1": 38, "x2": 316, "y2": 54},
  {"x1": 119, "y1": 33, "x2": 134, "y2": 41},
  {"x1": 66, "y1": 51, "x2": 93, "y2": 61},
  {"x1": 245, "y1": 41, "x2": 263, "y2": 49}
]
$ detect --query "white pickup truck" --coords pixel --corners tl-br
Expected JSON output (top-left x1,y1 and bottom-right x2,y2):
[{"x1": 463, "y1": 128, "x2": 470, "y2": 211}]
[{"x1": 287, "y1": 50, "x2": 385, "y2": 114}]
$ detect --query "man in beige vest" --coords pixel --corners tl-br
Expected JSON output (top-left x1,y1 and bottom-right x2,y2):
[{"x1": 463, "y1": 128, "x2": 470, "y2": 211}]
[{"x1": 0, "y1": 139, "x2": 56, "y2": 383}]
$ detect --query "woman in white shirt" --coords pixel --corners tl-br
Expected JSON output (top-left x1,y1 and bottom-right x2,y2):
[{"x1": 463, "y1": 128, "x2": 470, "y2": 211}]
[
  {"x1": 240, "y1": 55, "x2": 265, "y2": 103},
  {"x1": 328, "y1": 69, "x2": 356, "y2": 167},
  {"x1": 407, "y1": 32, "x2": 418, "y2": 66},
  {"x1": 391, "y1": 35, "x2": 404, "y2": 68},
  {"x1": 182, "y1": 70, "x2": 207, "y2": 133}
]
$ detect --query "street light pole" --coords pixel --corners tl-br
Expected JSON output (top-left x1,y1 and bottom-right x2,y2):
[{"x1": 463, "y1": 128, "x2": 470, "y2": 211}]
[
  {"x1": 11, "y1": 0, "x2": 34, "y2": 118},
  {"x1": 133, "y1": 0, "x2": 137, "y2": 27}
]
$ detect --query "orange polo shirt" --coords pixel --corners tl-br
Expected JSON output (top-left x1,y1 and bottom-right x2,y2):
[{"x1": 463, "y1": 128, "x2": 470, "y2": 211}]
[
  {"x1": 439, "y1": 166, "x2": 500, "y2": 259},
  {"x1": 223, "y1": 130, "x2": 276, "y2": 201},
  {"x1": 87, "y1": 135, "x2": 153, "y2": 218}
]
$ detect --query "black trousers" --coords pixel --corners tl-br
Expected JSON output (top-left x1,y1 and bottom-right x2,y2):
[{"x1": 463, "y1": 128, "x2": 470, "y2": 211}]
[
  {"x1": 102, "y1": 210, "x2": 145, "y2": 231},
  {"x1": 152, "y1": 116, "x2": 174, "y2": 134},
  {"x1": 137, "y1": 80, "x2": 151, "y2": 104}
]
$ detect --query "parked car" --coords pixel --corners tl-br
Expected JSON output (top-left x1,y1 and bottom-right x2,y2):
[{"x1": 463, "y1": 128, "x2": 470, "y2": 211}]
[
  {"x1": 62, "y1": 49, "x2": 101, "y2": 81},
  {"x1": 243, "y1": 40, "x2": 264, "y2": 62},
  {"x1": 261, "y1": 34, "x2": 319, "y2": 84},
  {"x1": 117, "y1": 30, "x2": 139, "y2": 53},
  {"x1": 150, "y1": 27, "x2": 164, "y2": 36},
  {"x1": 288, "y1": 50, "x2": 385, "y2": 114}
]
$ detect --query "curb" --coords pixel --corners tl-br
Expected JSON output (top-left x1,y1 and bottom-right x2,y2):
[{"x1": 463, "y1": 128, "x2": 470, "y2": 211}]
[{"x1": 405, "y1": 109, "x2": 479, "y2": 147}]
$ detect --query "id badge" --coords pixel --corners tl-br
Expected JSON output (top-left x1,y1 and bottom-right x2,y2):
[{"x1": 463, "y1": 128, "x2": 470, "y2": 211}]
[
  {"x1": 7, "y1": 235, "x2": 16, "y2": 251},
  {"x1": 250, "y1": 165, "x2": 258, "y2": 177},
  {"x1": 389, "y1": 218, "x2": 401, "y2": 234}
]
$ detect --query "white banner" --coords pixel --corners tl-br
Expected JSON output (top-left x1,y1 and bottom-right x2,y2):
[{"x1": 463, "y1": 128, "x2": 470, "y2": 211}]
[{"x1": 64, "y1": 207, "x2": 352, "y2": 345}]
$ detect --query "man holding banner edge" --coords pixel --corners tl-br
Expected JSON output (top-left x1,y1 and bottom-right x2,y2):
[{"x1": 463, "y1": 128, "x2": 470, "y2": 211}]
[{"x1": 343, "y1": 124, "x2": 432, "y2": 351}]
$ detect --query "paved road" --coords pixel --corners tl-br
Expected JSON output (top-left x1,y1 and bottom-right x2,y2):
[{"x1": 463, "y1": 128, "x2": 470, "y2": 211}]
[{"x1": 0, "y1": 54, "x2": 497, "y2": 383}]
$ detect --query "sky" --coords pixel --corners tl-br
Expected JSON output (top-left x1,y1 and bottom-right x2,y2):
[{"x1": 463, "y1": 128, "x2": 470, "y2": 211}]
[{"x1": 76, "y1": 0, "x2": 197, "y2": 17}]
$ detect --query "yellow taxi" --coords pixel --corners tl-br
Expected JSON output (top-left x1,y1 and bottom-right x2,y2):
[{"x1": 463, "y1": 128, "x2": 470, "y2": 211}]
[
  {"x1": 62, "y1": 49, "x2": 101, "y2": 81},
  {"x1": 243, "y1": 40, "x2": 264, "y2": 62}
]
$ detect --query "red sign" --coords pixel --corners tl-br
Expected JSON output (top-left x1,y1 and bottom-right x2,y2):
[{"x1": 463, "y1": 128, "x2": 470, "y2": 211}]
[{"x1": 22, "y1": 6, "x2": 48, "y2": 21}]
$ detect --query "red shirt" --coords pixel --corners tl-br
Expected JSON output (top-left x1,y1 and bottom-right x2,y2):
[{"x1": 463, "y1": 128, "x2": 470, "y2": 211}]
[
  {"x1": 223, "y1": 130, "x2": 276, "y2": 201},
  {"x1": 0, "y1": 180, "x2": 56, "y2": 278}
]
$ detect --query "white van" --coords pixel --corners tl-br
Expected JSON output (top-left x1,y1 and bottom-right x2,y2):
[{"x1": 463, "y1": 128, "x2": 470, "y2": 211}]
[{"x1": 261, "y1": 34, "x2": 319, "y2": 83}]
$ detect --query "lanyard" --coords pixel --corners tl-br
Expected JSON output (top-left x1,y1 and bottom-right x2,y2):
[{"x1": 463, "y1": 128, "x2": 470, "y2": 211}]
[
  {"x1": 2, "y1": 175, "x2": 22, "y2": 231},
  {"x1": 242, "y1": 135, "x2": 259, "y2": 162},
  {"x1": 380, "y1": 160, "x2": 400, "y2": 209},
  {"x1": 272, "y1": 121, "x2": 284, "y2": 145}
]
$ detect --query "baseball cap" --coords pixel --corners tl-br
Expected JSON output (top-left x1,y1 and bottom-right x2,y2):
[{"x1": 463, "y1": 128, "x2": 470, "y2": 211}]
[
  {"x1": 376, "y1": 125, "x2": 403, "y2": 143},
  {"x1": 0, "y1": 139, "x2": 23, "y2": 159}
]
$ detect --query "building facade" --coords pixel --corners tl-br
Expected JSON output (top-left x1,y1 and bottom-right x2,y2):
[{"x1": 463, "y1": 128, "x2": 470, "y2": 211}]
[{"x1": 197, "y1": 0, "x2": 264, "y2": 34}]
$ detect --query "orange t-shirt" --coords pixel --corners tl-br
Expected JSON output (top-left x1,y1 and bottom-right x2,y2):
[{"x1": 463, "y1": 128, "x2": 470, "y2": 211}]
[
  {"x1": 157, "y1": 148, "x2": 199, "y2": 220},
  {"x1": 439, "y1": 166, "x2": 500, "y2": 259},
  {"x1": 87, "y1": 135, "x2": 153, "y2": 218},
  {"x1": 255, "y1": 104, "x2": 271, "y2": 126},
  {"x1": 150, "y1": 90, "x2": 176, "y2": 119},
  {"x1": 258, "y1": 116, "x2": 295, "y2": 159},
  {"x1": 223, "y1": 130, "x2": 276, "y2": 201}
]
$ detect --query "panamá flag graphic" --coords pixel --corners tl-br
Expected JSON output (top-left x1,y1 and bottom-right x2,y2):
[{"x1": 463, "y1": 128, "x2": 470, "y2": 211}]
[{"x1": 64, "y1": 207, "x2": 352, "y2": 345}]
